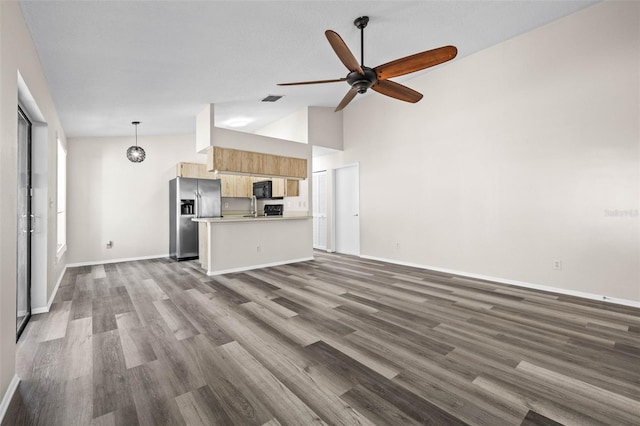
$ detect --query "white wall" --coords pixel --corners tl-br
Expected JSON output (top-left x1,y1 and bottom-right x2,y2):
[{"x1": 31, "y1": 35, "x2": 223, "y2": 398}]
[
  {"x1": 214, "y1": 126, "x2": 311, "y2": 159},
  {"x1": 196, "y1": 104, "x2": 215, "y2": 153},
  {"x1": 1, "y1": 0, "x2": 67, "y2": 413},
  {"x1": 308, "y1": 107, "x2": 343, "y2": 151},
  {"x1": 255, "y1": 106, "x2": 344, "y2": 151},
  {"x1": 67, "y1": 134, "x2": 207, "y2": 264},
  {"x1": 315, "y1": 2, "x2": 639, "y2": 302},
  {"x1": 255, "y1": 107, "x2": 308, "y2": 143}
]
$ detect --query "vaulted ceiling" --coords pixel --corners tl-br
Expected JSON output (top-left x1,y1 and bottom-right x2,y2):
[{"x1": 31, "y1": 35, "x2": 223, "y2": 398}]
[{"x1": 19, "y1": 1, "x2": 598, "y2": 138}]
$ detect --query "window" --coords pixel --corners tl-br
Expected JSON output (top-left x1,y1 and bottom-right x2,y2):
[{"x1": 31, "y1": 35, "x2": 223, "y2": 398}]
[{"x1": 56, "y1": 137, "x2": 66, "y2": 256}]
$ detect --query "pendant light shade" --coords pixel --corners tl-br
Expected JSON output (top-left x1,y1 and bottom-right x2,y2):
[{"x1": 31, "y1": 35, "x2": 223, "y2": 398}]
[{"x1": 126, "y1": 121, "x2": 145, "y2": 163}]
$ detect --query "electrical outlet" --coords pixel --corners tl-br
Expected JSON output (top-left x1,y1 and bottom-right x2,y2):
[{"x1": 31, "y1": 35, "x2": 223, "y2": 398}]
[
  {"x1": 256, "y1": 245, "x2": 261, "y2": 253},
  {"x1": 553, "y1": 260, "x2": 562, "y2": 270},
  {"x1": 396, "y1": 242, "x2": 400, "y2": 250},
  {"x1": 106, "y1": 241, "x2": 113, "y2": 249},
  {"x1": 224, "y1": 202, "x2": 229, "y2": 209}
]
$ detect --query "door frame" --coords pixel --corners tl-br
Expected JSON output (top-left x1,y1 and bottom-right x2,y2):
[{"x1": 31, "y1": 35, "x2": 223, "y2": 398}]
[
  {"x1": 332, "y1": 162, "x2": 360, "y2": 256},
  {"x1": 16, "y1": 106, "x2": 33, "y2": 340},
  {"x1": 312, "y1": 170, "x2": 328, "y2": 250}
]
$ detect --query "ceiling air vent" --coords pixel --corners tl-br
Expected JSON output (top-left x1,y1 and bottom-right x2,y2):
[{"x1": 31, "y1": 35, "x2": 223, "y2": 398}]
[{"x1": 261, "y1": 95, "x2": 283, "y2": 102}]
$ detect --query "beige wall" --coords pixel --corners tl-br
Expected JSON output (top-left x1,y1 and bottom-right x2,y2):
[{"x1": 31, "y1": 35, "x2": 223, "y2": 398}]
[
  {"x1": 255, "y1": 107, "x2": 308, "y2": 143},
  {"x1": 308, "y1": 107, "x2": 343, "y2": 151},
  {"x1": 67, "y1": 134, "x2": 207, "y2": 264},
  {"x1": 1, "y1": 0, "x2": 67, "y2": 408},
  {"x1": 315, "y1": 2, "x2": 639, "y2": 302},
  {"x1": 255, "y1": 106, "x2": 344, "y2": 151}
]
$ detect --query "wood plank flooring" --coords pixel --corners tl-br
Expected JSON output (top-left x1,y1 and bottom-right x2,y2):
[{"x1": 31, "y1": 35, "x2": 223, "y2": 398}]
[{"x1": 3, "y1": 252, "x2": 639, "y2": 425}]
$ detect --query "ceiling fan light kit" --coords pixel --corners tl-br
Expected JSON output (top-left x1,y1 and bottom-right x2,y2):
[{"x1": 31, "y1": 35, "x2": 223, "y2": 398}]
[{"x1": 279, "y1": 16, "x2": 457, "y2": 112}]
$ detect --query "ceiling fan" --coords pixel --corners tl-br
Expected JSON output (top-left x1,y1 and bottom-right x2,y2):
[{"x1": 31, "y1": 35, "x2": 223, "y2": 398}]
[{"x1": 278, "y1": 16, "x2": 458, "y2": 112}]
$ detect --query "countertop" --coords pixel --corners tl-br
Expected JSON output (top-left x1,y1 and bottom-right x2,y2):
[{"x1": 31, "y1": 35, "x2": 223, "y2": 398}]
[{"x1": 193, "y1": 215, "x2": 311, "y2": 223}]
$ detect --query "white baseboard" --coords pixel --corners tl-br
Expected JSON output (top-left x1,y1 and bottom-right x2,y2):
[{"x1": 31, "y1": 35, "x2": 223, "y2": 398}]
[
  {"x1": 207, "y1": 257, "x2": 314, "y2": 276},
  {"x1": 32, "y1": 264, "x2": 67, "y2": 314},
  {"x1": 66, "y1": 254, "x2": 168, "y2": 268},
  {"x1": 0, "y1": 375, "x2": 20, "y2": 423},
  {"x1": 360, "y1": 255, "x2": 640, "y2": 308}
]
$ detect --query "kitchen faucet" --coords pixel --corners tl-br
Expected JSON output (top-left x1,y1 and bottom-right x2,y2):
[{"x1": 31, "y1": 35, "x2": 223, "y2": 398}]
[{"x1": 251, "y1": 195, "x2": 258, "y2": 217}]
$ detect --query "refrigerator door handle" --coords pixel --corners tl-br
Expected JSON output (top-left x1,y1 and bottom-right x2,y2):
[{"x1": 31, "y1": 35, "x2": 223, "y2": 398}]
[{"x1": 194, "y1": 191, "x2": 199, "y2": 218}]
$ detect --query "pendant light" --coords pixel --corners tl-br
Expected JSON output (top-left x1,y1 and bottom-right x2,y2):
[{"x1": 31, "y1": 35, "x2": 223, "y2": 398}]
[{"x1": 126, "y1": 121, "x2": 145, "y2": 163}]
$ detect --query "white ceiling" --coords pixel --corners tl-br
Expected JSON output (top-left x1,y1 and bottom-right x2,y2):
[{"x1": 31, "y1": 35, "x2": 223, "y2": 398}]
[{"x1": 19, "y1": 0, "x2": 598, "y2": 138}]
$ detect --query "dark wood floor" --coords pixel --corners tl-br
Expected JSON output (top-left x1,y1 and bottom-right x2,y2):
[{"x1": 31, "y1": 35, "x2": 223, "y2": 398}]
[{"x1": 3, "y1": 252, "x2": 639, "y2": 425}]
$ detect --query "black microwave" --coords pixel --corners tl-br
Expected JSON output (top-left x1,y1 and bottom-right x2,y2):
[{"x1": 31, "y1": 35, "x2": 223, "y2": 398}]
[{"x1": 253, "y1": 180, "x2": 272, "y2": 199}]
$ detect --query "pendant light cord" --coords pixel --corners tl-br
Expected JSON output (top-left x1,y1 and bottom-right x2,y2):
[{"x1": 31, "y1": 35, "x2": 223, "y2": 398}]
[{"x1": 132, "y1": 121, "x2": 140, "y2": 147}]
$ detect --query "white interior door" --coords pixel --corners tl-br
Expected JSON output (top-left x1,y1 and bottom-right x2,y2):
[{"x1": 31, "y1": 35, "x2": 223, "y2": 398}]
[
  {"x1": 334, "y1": 164, "x2": 359, "y2": 255},
  {"x1": 312, "y1": 171, "x2": 327, "y2": 250}
]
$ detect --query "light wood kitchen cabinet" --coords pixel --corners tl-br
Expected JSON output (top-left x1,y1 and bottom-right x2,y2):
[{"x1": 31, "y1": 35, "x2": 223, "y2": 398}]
[
  {"x1": 234, "y1": 175, "x2": 253, "y2": 198},
  {"x1": 177, "y1": 163, "x2": 300, "y2": 198},
  {"x1": 208, "y1": 147, "x2": 307, "y2": 179},
  {"x1": 286, "y1": 179, "x2": 299, "y2": 197},
  {"x1": 272, "y1": 178, "x2": 285, "y2": 198},
  {"x1": 218, "y1": 174, "x2": 253, "y2": 198},
  {"x1": 219, "y1": 174, "x2": 234, "y2": 197},
  {"x1": 176, "y1": 162, "x2": 198, "y2": 178},
  {"x1": 176, "y1": 162, "x2": 218, "y2": 179}
]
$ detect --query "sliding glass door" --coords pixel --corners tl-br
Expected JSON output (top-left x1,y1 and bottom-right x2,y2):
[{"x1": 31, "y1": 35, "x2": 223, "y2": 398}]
[{"x1": 17, "y1": 107, "x2": 32, "y2": 339}]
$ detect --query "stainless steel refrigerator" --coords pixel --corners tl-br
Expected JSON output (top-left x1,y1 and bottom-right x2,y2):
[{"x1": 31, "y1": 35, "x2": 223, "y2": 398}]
[{"x1": 169, "y1": 177, "x2": 221, "y2": 260}]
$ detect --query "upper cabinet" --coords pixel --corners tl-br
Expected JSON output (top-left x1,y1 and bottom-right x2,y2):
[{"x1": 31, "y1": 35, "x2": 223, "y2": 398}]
[
  {"x1": 215, "y1": 174, "x2": 254, "y2": 198},
  {"x1": 176, "y1": 162, "x2": 217, "y2": 179},
  {"x1": 271, "y1": 178, "x2": 285, "y2": 198},
  {"x1": 208, "y1": 147, "x2": 307, "y2": 180},
  {"x1": 176, "y1": 162, "x2": 299, "y2": 198},
  {"x1": 286, "y1": 179, "x2": 299, "y2": 197}
]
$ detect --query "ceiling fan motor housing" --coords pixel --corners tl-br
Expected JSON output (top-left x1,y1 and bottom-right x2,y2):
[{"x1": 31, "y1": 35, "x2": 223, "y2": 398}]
[{"x1": 347, "y1": 67, "x2": 377, "y2": 93}]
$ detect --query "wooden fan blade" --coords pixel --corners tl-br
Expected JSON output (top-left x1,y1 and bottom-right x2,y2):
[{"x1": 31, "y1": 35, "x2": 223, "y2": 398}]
[
  {"x1": 375, "y1": 45, "x2": 457, "y2": 80},
  {"x1": 335, "y1": 88, "x2": 358, "y2": 112},
  {"x1": 278, "y1": 78, "x2": 347, "y2": 86},
  {"x1": 372, "y1": 80, "x2": 423, "y2": 103},
  {"x1": 325, "y1": 30, "x2": 364, "y2": 75}
]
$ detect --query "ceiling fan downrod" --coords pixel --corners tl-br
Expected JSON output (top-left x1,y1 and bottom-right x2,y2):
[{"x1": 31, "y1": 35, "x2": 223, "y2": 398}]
[
  {"x1": 354, "y1": 16, "x2": 369, "y2": 67},
  {"x1": 347, "y1": 16, "x2": 375, "y2": 94}
]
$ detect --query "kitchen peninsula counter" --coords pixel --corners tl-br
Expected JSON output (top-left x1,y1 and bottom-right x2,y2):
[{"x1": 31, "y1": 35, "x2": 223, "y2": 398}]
[
  {"x1": 193, "y1": 215, "x2": 313, "y2": 275},
  {"x1": 194, "y1": 215, "x2": 310, "y2": 223}
]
